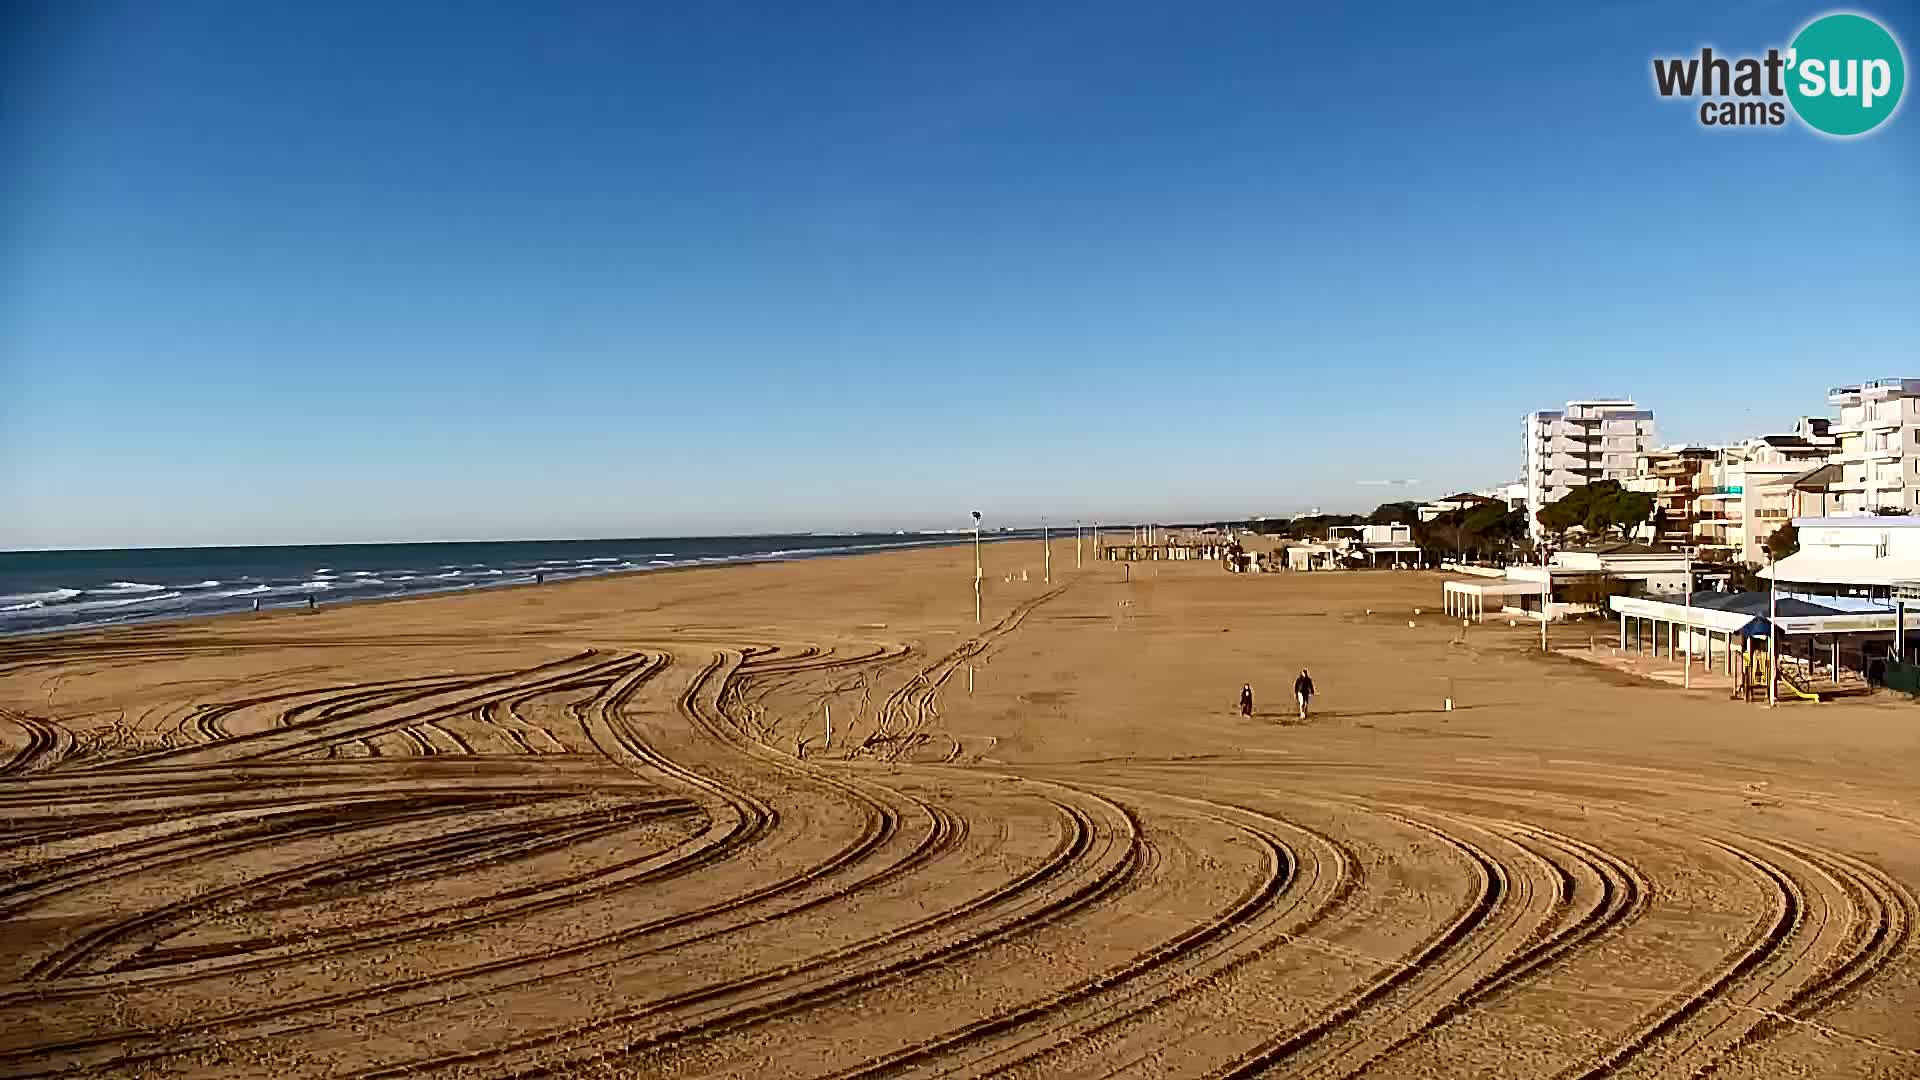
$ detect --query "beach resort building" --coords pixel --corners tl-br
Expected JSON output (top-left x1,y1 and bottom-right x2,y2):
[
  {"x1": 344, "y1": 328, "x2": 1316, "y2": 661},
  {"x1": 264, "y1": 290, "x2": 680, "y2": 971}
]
[
  {"x1": 1441, "y1": 546, "x2": 1691, "y2": 622},
  {"x1": 1826, "y1": 380, "x2": 1920, "y2": 514},
  {"x1": 1601, "y1": 516, "x2": 1920, "y2": 693},
  {"x1": 1523, "y1": 399, "x2": 1656, "y2": 540},
  {"x1": 1321, "y1": 523, "x2": 1424, "y2": 568},
  {"x1": 1417, "y1": 484, "x2": 1524, "y2": 523},
  {"x1": 1417, "y1": 492, "x2": 1498, "y2": 523}
]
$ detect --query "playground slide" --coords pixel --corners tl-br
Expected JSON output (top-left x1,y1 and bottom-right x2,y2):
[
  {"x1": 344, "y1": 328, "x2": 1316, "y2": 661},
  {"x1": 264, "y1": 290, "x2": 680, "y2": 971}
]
[
  {"x1": 1743, "y1": 655, "x2": 1820, "y2": 701},
  {"x1": 1775, "y1": 666, "x2": 1820, "y2": 700}
]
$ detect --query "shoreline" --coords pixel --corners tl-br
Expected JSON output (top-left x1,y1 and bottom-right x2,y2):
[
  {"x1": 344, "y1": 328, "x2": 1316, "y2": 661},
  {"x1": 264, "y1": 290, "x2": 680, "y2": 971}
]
[{"x1": 0, "y1": 533, "x2": 1017, "y2": 644}]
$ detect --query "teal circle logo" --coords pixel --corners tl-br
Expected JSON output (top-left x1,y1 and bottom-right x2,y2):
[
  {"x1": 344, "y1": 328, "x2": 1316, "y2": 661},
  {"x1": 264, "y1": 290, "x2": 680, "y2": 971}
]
[{"x1": 1787, "y1": 13, "x2": 1906, "y2": 136}]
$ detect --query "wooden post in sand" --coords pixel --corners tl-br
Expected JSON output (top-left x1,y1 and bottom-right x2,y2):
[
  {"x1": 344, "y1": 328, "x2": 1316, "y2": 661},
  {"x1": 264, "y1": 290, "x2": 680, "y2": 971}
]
[{"x1": 824, "y1": 703, "x2": 831, "y2": 749}]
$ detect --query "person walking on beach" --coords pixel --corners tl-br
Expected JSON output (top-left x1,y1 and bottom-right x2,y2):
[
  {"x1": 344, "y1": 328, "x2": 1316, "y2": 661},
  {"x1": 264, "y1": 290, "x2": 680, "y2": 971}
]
[
  {"x1": 1294, "y1": 669, "x2": 1315, "y2": 721},
  {"x1": 1239, "y1": 683, "x2": 1255, "y2": 718}
]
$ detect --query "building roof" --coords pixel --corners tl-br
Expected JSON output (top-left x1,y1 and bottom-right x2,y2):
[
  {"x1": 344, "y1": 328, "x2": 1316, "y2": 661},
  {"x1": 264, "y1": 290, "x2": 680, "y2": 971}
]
[
  {"x1": 1443, "y1": 579, "x2": 1546, "y2": 595},
  {"x1": 1788, "y1": 463, "x2": 1842, "y2": 488},
  {"x1": 1685, "y1": 592, "x2": 1857, "y2": 618},
  {"x1": 1611, "y1": 592, "x2": 1905, "y2": 637}
]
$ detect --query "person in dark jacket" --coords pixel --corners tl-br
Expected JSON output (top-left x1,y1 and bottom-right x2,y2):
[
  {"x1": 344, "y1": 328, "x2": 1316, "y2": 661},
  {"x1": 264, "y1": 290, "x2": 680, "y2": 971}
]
[
  {"x1": 1294, "y1": 669, "x2": 1314, "y2": 720},
  {"x1": 1239, "y1": 684, "x2": 1255, "y2": 718}
]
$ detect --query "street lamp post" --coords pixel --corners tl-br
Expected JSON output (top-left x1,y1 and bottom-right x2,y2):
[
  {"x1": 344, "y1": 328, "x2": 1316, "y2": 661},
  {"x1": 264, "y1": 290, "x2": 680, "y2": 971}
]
[
  {"x1": 1684, "y1": 555, "x2": 1693, "y2": 689},
  {"x1": 972, "y1": 511, "x2": 983, "y2": 625}
]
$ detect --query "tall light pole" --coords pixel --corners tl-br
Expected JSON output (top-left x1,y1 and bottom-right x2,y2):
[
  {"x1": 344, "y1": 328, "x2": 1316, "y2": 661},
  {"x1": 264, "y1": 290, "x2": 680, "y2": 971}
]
[
  {"x1": 1683, "y1": 554, "x2": 1693, "y2": 689},
  {"x1": 972, "y1": 511, "x2": 983, "y2": 625}
]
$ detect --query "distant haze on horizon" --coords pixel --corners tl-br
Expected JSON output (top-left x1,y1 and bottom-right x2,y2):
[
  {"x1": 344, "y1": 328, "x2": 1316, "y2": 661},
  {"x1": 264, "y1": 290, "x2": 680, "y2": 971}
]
[{"x1": 4, "y1": 3, "x2": 1914, "y2": 550}]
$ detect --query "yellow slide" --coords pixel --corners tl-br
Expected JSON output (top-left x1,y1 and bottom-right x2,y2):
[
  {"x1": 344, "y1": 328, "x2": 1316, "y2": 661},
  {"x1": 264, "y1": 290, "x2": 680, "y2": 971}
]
[{"x1": 1747, "y1": 652, "x2": 1819, "y2": 701}]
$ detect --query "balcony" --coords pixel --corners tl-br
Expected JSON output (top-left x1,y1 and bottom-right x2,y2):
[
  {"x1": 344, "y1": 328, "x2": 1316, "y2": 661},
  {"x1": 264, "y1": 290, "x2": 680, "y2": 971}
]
[
  {"x1": 1830, "y1": 447, "x2": 1900, "y2": 463},
  {"x1": 1827, "y1": 477, "x2": 1906, "y2": 493}
]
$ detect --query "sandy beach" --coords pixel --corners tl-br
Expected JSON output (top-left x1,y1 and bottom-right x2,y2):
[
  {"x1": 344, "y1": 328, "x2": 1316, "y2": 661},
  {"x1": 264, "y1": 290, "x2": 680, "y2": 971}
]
[{"x1": 2, "y1": 541, "x2": 1916, "y2": 1078}]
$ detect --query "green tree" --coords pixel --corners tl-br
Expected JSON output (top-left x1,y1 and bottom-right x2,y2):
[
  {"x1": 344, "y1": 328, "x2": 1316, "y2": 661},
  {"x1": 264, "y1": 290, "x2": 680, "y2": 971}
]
[
  {"x1": 1416, "y1": 505, "x2": 1526, "y2": 562},
  {"x1": 1536, "y1": 481, "x2": 1650, "y2": 541},
  {"x1": 1728, "y1": 562, "x2": 1768, "y2": 592},
  {"x1": 1596, "y1": 489, "x2": 1654, "y2": 539},
  {"x1": 1765, "y1": 522, "x2": 1800, "y2": 562},
  {"x1": 1369, "y1": 501, "x2": 1419, "y2": 525}
]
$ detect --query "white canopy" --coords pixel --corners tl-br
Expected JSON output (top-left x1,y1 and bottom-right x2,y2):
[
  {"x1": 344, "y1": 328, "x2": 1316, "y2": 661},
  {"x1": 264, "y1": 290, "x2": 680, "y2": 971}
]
[{"x1": 1443, "y1": 578, "x2": 1546, "y2": 621}]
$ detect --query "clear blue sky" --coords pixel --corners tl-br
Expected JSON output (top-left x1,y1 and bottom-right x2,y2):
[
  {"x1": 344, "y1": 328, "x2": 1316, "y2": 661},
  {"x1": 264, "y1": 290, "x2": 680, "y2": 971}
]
[{"x1": 4, "y1": 1, "x2": 1915, "y2": 548}]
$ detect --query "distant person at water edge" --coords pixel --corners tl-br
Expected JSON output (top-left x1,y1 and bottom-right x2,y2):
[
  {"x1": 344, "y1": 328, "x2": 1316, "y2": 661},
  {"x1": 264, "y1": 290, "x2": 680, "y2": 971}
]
[
  {"x1": 1294, "y1": 669, "x2": 1314, "y2": 720},
  {"x1": 1239, "y1": 684, "x2": 1254, "y2": 718},
  {"x1": 306, "y1": 595, "x2": 316, "y2": 611}
]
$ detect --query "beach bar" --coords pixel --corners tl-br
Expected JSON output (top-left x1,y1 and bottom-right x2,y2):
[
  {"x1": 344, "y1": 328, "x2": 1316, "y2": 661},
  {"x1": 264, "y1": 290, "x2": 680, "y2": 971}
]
[{"x1": 1608, "y1": 592, "x2": 1913, "y2": 684}]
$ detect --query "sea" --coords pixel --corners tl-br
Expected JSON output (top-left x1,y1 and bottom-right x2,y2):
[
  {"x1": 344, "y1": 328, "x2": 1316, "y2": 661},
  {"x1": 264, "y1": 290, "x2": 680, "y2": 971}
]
[{"x1": 0, "y1": 532, "x2": 998, "y2": 638}]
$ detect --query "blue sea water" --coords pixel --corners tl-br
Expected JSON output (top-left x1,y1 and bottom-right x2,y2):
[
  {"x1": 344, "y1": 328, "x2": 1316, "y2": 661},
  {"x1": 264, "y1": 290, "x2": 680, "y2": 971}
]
[{"x1": 0, "y1": 533, "x2": 989, "y2": 637}]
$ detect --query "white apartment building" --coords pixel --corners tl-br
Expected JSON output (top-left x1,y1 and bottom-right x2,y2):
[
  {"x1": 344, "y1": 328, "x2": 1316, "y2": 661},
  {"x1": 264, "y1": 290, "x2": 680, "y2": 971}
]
[
  {"x1": 1523, "y1": 399, "x2": 1656, "y2": 538},
  {"x1": 1827, "y1": 380, "x2": 1920, "y2": 514},
  {"x1": 1694, "y1": 420, "x2": 1837, "y2": 564}
]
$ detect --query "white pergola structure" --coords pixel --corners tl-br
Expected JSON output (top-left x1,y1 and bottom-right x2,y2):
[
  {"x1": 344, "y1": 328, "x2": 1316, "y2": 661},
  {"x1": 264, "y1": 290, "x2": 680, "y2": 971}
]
[
  {"x1": 1443, "y1": 579, "x2": 1546, "y2": 622},
  {"x1": 1609, "y1": 595, "x2": 1755, "y2": 674},
  {"x1": 1367, "y1": 544, "x2": 1424, "y2": 569}
]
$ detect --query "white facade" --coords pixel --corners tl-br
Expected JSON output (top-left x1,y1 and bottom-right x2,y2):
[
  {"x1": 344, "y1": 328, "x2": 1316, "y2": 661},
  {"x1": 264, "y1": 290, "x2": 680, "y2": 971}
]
[
  {"x1": 1328, "y1": 523, "x2": 1413, "y2": 545},
  {"x1": 1765, "y1": 516, "x2": 1920, "y2": 593},
  {"x1": 1689, "y1": 420, "x2": 1837, "y2": 564},
  {"x1": 1478, "y1": 481, "x2": 1528, "y2": 511},
  {"x1": 1827, "y1": 380, "x2": 1920, "y2": 515},
  {"x1": 1523, "y1": 399, "x2": 1656, "y2": 538},
  {"x1": 1442, "y1": 549, "x2": 1690, "y2": 623}
]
